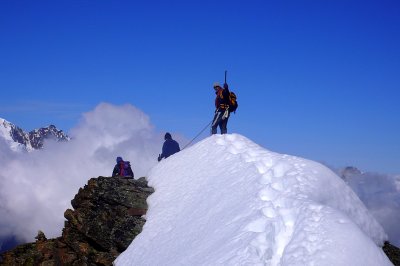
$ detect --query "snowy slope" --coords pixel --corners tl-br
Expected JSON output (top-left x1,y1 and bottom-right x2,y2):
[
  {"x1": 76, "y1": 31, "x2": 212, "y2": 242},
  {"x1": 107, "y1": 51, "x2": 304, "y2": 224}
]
[
  {"x1": 115, "y1": 134, "x2": 391, "y2": 266},
  {"x1": 0, "y1": 118, "x2": 31, "y2": 151}
]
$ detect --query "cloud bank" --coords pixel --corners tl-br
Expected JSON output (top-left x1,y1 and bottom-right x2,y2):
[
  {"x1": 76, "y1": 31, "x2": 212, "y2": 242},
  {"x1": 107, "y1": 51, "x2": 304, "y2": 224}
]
[
  {"x1": 343, "y1": 172, "x2": 400, "y2": 246},
  {"x1": 0, "y1": 102, "x2": 399, "y2": 250},
  {"x1": 0, "y1": 103, "x2": 185, "y2": 243}
]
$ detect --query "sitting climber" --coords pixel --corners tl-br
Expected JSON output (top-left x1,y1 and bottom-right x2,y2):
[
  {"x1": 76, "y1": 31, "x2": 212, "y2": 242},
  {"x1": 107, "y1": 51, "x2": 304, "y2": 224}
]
[
  {"x1": 158, "y1": 132, "x2": 180, "y2": 161},
  {"x1": 112, "y1": 156, "x2": 134, "y2": 178}
]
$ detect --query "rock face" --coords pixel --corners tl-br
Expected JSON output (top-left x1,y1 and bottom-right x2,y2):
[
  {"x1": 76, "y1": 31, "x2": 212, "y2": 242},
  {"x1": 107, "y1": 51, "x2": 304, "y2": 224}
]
[
  {"x1": 0, "y1": 176, "x2": 153, "y2": 265},
  {"x1": 384, "y1": 242, "x2": 400, "y2": 266}
]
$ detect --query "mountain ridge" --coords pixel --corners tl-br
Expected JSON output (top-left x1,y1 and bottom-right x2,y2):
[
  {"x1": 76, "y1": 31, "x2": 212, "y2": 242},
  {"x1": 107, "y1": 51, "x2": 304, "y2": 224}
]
[{"x1": 0, "y1": 118, "x2": 70, "y2": 151}]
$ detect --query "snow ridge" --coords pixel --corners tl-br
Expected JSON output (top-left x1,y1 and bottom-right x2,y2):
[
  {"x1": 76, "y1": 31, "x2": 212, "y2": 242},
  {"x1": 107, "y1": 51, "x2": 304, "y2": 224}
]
[
  {"x1": 217, "y1": 134, "x2": 388, "y2": 265},
  {"x1": 115, "y1": 134, "x2": 391, "y2": 266}
]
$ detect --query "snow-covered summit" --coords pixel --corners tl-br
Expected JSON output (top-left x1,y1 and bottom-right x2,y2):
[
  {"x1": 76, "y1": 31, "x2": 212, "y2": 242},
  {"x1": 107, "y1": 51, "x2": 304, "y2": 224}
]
[
  {"x1": 0, "y1": 118, "x2": 69, "y2": 151},
  {"x1": 0, "y1": 118, "x2": 32, "y2": 151},
  {"x1": 115, "y1": 134, "x2": 391, "y2": 266}
]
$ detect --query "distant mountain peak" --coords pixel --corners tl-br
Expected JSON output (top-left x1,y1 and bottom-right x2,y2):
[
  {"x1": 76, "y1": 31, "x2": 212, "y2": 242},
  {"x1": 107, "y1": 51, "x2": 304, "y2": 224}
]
[
  {"x1": 28, "y1": 124, "x2": 70, "y2": 149},
  {"x1": 0, "y1": 118, "x2": 70, "y2": 151},
  {"x1": 340, "y1": 166, "x2": 363, "y2": 180}
]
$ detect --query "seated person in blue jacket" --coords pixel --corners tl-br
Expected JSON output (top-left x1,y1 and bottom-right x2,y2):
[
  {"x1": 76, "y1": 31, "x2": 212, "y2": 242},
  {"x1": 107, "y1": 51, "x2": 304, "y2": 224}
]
[
  {"x1": 158, "y1": 132, "x2": 180, "y2": 161},
  {"x1": 112, "y1": 156, "x2": 134, "y2": 178}
]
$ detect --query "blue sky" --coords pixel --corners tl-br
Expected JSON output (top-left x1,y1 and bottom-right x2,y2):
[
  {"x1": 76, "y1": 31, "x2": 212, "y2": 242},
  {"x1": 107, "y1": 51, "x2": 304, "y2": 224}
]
[{"x1": 0, "y1": 0, "x2": 399, "y2": 173}]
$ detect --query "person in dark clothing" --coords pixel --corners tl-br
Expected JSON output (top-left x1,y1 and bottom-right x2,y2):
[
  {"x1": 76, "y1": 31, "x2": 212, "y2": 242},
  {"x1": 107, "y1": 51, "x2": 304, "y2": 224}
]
[
  {"x1": 211, "y1": 82, "x2": 231, "y2": 134},
  {"x1": 112, "y1": 156, "x2": 134, "y2": 178},
  {"x1": 158, "y1": 132, "x2": 180, "y2": 161}
]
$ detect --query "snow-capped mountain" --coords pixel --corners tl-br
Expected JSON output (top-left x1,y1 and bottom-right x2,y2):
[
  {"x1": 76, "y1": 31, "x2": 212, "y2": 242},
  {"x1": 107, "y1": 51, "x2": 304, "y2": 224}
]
[
  {"x1": 0, "y1": 118, "x2": 32, "y2": 151},
  {"x1": 0, "y1": 118, "x2": 69, "y2": 151},
  {"x1": 28, "y1": 124, "x2": 70, "y2": 149}
]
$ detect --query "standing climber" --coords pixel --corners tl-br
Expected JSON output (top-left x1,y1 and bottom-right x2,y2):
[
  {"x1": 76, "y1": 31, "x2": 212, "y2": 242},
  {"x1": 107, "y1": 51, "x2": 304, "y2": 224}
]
[
  {"x1": 211, "y1": 82, "x2": 231, "y2": 134},
  {"x1": 158, "y1": 132, "x2": 180, "y2": 161}
]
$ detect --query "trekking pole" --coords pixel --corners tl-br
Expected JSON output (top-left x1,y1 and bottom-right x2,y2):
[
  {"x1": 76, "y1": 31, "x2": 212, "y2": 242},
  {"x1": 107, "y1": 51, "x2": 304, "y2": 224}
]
[{"x1": 182, "y1": 120, "x2": 213, "y2": 150}]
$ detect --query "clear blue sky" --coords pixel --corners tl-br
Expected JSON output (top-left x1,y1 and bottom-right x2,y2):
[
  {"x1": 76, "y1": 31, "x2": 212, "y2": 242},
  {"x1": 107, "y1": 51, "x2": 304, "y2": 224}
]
[{"x1": 1, "y1": 0, "x2": 399, "y2": 173}]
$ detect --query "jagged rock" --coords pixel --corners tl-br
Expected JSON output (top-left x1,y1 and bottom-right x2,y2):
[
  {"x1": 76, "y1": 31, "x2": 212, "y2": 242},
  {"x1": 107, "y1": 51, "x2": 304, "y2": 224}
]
[
  {"x1": 384, "y1": 241, "x2": 400, "y2": 266},
  {"x1": 339, "y1": 166, "x2": 362, "y2": 180},
  {"x1": 35, "y1": 231, "x2": 47, "y2": 242},
  {"x1": 0, "y1": 176, "x2": 153, "y2": 266}
]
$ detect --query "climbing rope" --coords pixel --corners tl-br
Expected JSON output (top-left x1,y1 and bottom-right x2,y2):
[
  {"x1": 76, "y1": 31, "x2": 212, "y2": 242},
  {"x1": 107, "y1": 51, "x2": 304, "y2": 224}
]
[{"x1": 181, "y1": 120, "x2": 213, "y2": 150}]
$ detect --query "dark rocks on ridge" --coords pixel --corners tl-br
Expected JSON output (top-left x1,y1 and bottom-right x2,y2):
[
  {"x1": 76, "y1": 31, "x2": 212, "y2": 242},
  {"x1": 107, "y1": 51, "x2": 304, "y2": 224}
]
[{"x1": 0, "y1": 176, "x2": 153, "y2": 266}]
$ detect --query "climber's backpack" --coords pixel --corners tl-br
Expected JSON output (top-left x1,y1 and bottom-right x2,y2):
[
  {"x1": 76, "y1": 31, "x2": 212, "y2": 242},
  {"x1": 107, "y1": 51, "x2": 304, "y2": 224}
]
[
  {"x1": 229, "y1": 91, "x2": 238, "y2": 113},
  {"x1": 119, "y1": 161, "x2": 134, "y2": 178}
]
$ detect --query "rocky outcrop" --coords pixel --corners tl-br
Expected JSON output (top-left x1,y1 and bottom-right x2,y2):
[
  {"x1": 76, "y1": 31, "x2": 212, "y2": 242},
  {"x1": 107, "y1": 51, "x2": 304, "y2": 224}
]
[
  {"x1": 339, "y1": 166, "x2": 362, "y2": 180},
  {"x1": 0, "y1": 176, "x2": 153, "y2": 265},
  {"x1": 384, "y1": 241, "x2": 400, "y2": 266}
]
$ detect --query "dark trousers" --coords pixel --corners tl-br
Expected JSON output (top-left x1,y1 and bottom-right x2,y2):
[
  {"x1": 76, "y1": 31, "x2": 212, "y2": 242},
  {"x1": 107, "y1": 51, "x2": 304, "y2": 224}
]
[{"x1": 211, "y1": 111, "x2": 229, "y2": 134}]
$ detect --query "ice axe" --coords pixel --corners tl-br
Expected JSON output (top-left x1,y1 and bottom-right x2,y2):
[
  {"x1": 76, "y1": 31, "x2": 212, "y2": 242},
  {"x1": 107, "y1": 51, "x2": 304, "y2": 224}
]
[{"x1": 224, "y1": 70, "x2": 227, "y2": 84}]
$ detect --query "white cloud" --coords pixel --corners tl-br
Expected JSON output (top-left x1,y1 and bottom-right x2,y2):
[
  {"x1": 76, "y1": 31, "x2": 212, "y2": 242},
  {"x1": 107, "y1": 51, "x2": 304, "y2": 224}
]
[
  {"x1": 0, "y1": 103, "x2": 185, "y2": 242},
  {"x1": 344, "y1": 172, "x2": 400, "y2": 246},
  {"x1": 0, "y1": 102, "x2": 399, "y2": 254}
]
